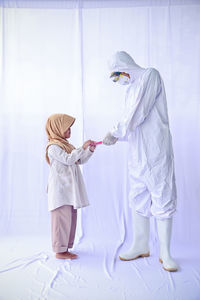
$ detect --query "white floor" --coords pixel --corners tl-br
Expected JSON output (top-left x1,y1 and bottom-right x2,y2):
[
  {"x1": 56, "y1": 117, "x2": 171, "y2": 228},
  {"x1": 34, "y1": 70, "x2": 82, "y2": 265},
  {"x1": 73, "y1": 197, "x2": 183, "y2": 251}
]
[{"x1": 0, "y1": 236, "x2": 200, "y2": 300}]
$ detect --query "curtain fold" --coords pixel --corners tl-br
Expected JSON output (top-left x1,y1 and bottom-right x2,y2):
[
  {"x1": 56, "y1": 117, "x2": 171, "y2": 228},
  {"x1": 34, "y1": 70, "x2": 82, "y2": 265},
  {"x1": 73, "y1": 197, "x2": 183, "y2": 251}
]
[{"x1": 0, "y1": 1, "x2": 200, "y2": 248}]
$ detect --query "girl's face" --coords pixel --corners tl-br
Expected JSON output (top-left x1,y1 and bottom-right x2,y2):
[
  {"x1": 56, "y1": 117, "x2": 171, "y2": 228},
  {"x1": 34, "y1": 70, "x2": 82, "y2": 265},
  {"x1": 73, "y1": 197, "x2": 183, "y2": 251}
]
[{"x1": 64, "y1": 127, "x2": 71, "y2": 139}]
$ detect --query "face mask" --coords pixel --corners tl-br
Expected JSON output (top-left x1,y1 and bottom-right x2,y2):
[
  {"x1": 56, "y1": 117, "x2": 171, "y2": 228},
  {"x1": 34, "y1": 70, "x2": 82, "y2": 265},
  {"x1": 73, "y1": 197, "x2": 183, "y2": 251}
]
[{"x1": 110, "y1": 72, "x2": 130, "y2": 85}]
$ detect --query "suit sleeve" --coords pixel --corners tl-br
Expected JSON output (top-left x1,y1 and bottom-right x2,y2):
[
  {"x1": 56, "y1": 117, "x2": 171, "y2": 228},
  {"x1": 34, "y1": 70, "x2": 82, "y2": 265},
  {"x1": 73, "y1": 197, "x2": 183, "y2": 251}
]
[{"x1": 110, "y1": 69, "x2": 161, "y2": 138}]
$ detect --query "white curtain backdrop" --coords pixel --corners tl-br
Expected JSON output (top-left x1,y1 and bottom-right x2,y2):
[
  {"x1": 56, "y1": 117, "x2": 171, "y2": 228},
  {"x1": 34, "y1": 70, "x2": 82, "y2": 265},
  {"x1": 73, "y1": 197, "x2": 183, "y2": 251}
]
[{"x1": 0, "y1": 1, "x2": 200, "y2": 299}]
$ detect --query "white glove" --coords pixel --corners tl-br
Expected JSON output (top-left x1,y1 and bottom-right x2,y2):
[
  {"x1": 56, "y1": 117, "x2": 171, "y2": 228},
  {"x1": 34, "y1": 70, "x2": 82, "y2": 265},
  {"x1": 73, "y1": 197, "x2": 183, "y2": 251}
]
[{"x1": 103, "y1": 132, "x2": 118, "y2": 146}]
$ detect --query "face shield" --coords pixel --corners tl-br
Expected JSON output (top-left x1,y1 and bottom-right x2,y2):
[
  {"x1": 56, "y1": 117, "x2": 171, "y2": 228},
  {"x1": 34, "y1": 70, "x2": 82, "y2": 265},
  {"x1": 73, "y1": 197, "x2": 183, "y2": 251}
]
[{"x1": 110, "y1": 71, "x2": 130, "y2": 85}]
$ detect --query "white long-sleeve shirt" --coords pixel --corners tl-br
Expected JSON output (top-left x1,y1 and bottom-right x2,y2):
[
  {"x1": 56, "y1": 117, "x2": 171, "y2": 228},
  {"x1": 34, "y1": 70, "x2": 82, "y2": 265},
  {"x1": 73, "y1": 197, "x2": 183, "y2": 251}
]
[{"x1": 47, "y1": 145, "x2": 93, "y2": 211}]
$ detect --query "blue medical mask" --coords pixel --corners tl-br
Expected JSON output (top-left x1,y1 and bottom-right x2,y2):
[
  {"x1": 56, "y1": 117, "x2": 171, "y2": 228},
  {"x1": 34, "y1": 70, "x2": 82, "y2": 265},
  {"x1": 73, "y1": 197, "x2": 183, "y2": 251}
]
[{"x1": 110, "y1": 72, "x2": 130, "y2": 85}]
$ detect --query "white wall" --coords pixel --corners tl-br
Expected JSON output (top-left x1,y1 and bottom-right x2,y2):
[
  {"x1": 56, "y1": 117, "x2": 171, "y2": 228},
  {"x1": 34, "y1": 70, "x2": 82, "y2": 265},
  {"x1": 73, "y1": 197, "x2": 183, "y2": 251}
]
[{"x1": 0, "y1": 1, "x2": 200, "y2": 248}]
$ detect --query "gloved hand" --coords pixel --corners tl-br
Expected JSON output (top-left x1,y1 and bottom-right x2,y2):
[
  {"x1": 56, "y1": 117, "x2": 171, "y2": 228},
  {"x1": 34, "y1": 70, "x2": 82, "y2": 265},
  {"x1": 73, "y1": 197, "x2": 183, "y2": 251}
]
[{"x1": 103, "y1": 132, "x2": 118, "y2": 145}]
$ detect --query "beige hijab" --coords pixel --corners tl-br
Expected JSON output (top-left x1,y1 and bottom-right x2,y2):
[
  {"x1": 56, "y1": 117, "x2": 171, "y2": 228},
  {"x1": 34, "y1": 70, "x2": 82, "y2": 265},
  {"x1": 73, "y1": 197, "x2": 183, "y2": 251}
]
[{"x1": 45, "y1": 113, "x2": 75, "y2": 164}]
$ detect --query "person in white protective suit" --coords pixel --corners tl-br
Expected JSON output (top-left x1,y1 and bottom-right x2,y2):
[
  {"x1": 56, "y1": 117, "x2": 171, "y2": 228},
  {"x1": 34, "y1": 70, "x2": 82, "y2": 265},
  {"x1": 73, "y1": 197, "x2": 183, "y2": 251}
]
[{"x1": 103, "y1": 51, "x2": 178, "y2": 272}]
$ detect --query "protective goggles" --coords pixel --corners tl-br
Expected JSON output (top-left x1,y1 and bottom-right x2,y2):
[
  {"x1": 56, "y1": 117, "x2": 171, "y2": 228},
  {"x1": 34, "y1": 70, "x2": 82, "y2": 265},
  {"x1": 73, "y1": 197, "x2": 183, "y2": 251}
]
[
  {"x1": 110, "y1": 71, "x2": 130, "y2": 84},
  {"x1": 110, "y1": 72, "x2": 122, "y2": 82}
]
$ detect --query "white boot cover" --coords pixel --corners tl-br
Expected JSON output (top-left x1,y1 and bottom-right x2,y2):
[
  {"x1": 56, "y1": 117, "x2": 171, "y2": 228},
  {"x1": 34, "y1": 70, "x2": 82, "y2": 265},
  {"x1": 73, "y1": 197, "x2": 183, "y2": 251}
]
[
  {"x1": 156, "y1": 218, "x2": 178, "y2": 271},
  {"x1": 119, "y1": 208, "x2": 150, "y2": 261}
]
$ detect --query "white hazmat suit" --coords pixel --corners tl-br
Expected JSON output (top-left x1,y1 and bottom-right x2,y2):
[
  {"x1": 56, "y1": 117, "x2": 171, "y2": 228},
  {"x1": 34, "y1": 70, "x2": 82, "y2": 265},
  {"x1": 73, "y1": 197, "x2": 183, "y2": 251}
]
[{"x1": 103, "y1": 51, "x2": 178, "y2": 271}]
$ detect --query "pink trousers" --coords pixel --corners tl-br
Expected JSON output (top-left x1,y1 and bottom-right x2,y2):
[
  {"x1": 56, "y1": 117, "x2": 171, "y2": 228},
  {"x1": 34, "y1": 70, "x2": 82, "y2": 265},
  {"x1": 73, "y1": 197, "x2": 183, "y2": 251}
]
[{"x1": 51, "y1": 205, "x2": 77, "y2": 253}]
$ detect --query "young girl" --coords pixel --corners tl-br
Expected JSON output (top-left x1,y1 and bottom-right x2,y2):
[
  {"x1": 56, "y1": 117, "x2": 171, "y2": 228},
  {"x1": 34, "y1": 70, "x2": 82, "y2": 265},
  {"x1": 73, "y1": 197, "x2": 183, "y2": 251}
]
[{"x1": 45, "y1": 113, "x2": 96, "y2": 259}]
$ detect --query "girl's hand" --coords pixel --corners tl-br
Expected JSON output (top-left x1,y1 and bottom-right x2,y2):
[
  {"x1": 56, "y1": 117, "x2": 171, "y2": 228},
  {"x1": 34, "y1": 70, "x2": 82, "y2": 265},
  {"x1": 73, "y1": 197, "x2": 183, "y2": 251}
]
[
  {"x1": 82, "y1": 140, "x2": 93, "y2": 150},
  {"x1": 89, "y1": 143, "x2": 96, "y2": 152}
]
